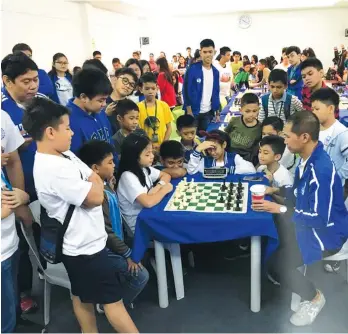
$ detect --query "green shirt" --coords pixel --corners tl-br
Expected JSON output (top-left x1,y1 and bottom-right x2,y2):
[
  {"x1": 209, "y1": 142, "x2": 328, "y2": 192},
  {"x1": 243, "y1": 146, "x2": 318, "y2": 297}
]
[
  {"x1": 225, "y1": 117, "x2": 261, "y2": 160},
  {"x1": 234, "y1": 71, "x2": 249, "y2": 85}
]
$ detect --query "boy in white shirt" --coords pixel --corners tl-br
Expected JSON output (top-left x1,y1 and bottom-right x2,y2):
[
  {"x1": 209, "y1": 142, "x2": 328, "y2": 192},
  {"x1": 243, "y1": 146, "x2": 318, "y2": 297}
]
[
  {"x1": 22, "y1": 97, "x2": 138, "y2": 333},
  {"x1": 257, "y1": 135, "x2": 294, "y2": 188},
  {"x1": 214, "y1": 46, "x2": 233, "y2": 100}
]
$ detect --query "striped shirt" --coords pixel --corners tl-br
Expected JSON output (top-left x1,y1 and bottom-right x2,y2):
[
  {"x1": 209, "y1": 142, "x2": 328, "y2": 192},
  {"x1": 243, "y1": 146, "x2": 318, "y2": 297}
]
[{"x1": 258, "y1": 92, "x2": 303, "y2": 123}]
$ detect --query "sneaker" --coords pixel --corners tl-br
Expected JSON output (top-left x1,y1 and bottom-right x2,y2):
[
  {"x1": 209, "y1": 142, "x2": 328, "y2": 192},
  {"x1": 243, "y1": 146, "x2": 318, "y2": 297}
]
[
  {"x1": 267, "y1": 273, "x2": 280, "y2": 286},
  {"x1": 20, "y1": 295, "x2": 39, "y2": 314},
  {"x1": 96, "y1": 304, "x2": 105, "y2": 314},
  {"x1": 290, "y1": 290, "x2": 326, "y2": 326},
  {"x1": 324, "y1": 261, "x2": 340, "y2": 273}
]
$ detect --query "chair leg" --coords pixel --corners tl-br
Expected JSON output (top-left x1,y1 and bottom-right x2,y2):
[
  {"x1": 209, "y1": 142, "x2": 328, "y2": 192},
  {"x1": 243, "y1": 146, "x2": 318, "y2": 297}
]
[
  {"x1": 188, "y1": 251, "x2": 195, "y2": 268},
  {"x1": 150, "y1": 257, "x2": 157, "y2": 274},
  {"x1": 44, "y1": 280, "x2": 52, "y2": 326},
  {"x1": 168, "y1": 243, "x2": 185, "y2": 301}
]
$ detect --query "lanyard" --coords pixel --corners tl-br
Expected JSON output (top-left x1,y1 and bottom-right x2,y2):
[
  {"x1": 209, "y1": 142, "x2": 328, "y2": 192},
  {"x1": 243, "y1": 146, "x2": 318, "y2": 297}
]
[
  {"x1": 144, "y1": 101, "x2": 158, "y2": 133},
  {"x1": 271, "y1": 100, "x2": 284, "y2": 118},
  {"x1": 1, "y1": 170, "x2": 13, "y2": 190}
]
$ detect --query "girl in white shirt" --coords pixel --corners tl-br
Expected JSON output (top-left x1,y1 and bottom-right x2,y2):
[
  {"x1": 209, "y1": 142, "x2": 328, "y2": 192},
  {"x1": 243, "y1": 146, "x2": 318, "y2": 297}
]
[
  {"x1": 187, "y1": 130, "x2": 256, "y2": 175},
  {"x1": 116, "y1": 133, "x2": 172, "y2": 232}
]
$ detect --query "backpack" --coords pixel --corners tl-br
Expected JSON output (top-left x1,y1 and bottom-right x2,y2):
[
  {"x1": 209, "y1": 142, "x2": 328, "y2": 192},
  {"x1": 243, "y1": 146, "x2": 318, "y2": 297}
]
[
  {"x1": 39, "y1": 205, "x2": 75, "y2": 264},
  {"x1": 261, "y1": 93, "x2": 292, "y2": 120}
]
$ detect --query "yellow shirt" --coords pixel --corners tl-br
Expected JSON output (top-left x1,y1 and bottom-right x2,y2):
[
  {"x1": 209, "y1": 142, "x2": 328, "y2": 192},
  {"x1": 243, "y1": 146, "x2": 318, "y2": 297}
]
[
  {"x1": 231, "y1": 61, "x2": 243, "y2": 77},
  {"x1": 138, "y1": 100, "x2": 174, "y2": 144}
]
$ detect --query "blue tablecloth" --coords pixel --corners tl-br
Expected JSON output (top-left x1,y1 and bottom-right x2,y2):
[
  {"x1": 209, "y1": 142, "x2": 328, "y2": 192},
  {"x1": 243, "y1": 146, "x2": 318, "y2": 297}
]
[{"x1": 131, "y1": 173, "x2": 278, "y2": 263}]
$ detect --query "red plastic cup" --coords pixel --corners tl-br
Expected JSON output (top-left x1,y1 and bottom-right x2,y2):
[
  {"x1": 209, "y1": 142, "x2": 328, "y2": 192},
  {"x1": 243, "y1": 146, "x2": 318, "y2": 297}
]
[{"x1": 250, "y1": 184, "x2": 266, "y2": 203}]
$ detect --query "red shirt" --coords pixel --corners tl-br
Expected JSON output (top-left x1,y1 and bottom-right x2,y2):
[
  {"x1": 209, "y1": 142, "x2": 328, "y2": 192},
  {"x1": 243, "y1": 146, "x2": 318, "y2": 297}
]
[
  {"x1": 157, "y1": 72, "x2": 176, "y2": 107},
  {"x1": 301, "y1": 81, "x2": 339, "y2": 118}
]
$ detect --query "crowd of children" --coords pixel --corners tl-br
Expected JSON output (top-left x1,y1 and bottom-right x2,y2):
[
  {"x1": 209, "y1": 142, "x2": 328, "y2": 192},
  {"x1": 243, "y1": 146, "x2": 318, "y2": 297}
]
[{"x1": 1, "y1": 39, "x2": 348, "y2": 333}]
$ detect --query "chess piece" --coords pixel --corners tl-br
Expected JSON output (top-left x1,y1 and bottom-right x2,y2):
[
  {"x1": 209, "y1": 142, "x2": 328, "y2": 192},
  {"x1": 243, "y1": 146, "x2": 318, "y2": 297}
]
[
  {"x1": 221, "y1": 180, "x2": 227, "y2": 191},
  {"x1": 229, "y1": 182, "x2": 234, "y2": 190},
  {"x1": 236, "y1": 193, "x2": 242, "y2": 200},
  {"x1": 219, "y1": 195, "x2": 224, "y2": 203},
  {"x1": 226, "y1": 202, "x2": 232, "y2": 210}
]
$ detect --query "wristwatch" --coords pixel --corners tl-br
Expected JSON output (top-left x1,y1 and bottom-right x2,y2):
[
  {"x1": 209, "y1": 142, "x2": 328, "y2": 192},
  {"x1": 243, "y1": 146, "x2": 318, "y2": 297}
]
[
  {"x1": 279, "y1": 205, "x2": 288, "y2": 214},
  {"x1": 158, "y1": 180, "x2": 166, "y2": 186}
]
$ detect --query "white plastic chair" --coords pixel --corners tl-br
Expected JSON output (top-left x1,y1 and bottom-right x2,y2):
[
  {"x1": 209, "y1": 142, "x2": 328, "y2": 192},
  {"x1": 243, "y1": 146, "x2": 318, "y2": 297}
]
[
  {"x1": 20, "y1": 222, "x2": 71, "y2": 330},
  {"x1": 291, "y1": 240, "x2": 348, "y2": 311}
]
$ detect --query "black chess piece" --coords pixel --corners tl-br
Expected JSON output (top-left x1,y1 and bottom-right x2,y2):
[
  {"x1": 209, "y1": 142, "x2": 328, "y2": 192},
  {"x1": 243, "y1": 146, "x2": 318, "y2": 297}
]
[
  {"x1": 227, "y1": 195, "x2": 232, "y2": 202},
  {"x1": 229, "y1": 182, "x2": 234, "y2": 190},
  {"x1": 238, "y1": 179, "x2": 242, "y2": 188},
  {"x1": 219, "y1": 195, "x2": 224, "y2": 203},
  {"x1": 236, "y1": 193, "x2": 242, "y2": 200},
  {"x1": 226, "y1": 202, "x2": 232, "y2": 210},
  {"x1": 235, "y1": 205, "x2": 242, "y2": 212},
  {"x1": 221, "y1": 180, "x2": 227, "y2": 191}
]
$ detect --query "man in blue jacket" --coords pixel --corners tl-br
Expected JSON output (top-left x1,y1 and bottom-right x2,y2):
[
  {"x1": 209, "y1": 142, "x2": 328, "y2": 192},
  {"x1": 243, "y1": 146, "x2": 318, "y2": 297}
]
[
  {"x1": 253, "y1": 111, "x2": 348, "y2": 327},
  {"x1": 12, "y1": 43, "x2": 54, "y2": 99},
  {"x1": 183, "y1": 39, "x2": 220, "y2": 133},
  {"x1": 67, "y1": 68, "x2": 113, "y2": 153}
]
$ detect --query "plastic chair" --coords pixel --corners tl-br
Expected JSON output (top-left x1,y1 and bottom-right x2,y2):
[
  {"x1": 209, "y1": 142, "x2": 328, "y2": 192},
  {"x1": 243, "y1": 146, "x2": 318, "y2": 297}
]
[
  {"x1": 291, "y1": 240, "x2": 348, "y2": 311},
  {"x1": 172, "y1": 108, "x2": 185, "y2": 122},
  {"x1": 220, "y1": 97, "x2": 228, "y2": 110},
  {"x1": 169, "y1": 121, "x2": 181, "y2": 141},
  {"x1": 20, "y1": 222, "x2": 71, "y2": 331}
]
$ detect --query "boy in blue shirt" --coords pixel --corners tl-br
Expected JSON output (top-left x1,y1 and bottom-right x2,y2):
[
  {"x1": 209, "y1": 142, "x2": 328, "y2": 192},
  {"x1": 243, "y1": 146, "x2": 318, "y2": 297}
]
[
  {"x1": 78, "y1": 140, "x2": 149, "y2": 310},
  {"x1": 253, "y1": 111, "x2": 348, "y2": 327},
  {"x1": 158, "y1": 140, "x2": 187, "y2": 178},
  {"x1": 286, "y1": 46, "x2": 303, "y2": 99},
  {"x1": 67, "y1": 68, "x2": 113, "y2": 153}
]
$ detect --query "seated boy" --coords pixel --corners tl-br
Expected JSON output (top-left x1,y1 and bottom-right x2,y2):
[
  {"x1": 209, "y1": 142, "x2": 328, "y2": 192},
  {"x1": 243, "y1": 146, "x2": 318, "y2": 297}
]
[
  {"x1": 257, "y1": 135, "x2": 294, "y2": 189},
  {"x1": 23, "y1": 97, "x2": 138, "y2": 333},
  {"x1": 137, "y1": 72, "x2": 173, "y2": 145},
  {"x1": 286, "y1": 46, "x2": 303, "y2": 99},
  {"x1": 176, "y1": 114, "x2": 201, "y2": 163},
  {"x1": 111, "y1": 99, "x2": 147, "y2": 156},
  {"x1": 225, "y1": 93, "x2": 262, "y2": 165},
  {"x1": 159, "y1": 140, "x2": 187, "y2": 178},
  {"x1": 261, "y1": 116, "x2": 299, "y2": 174},
  {"x1": 187, "y1": 130, "x2": 255, "y2": 175},
  {"x1": 78, "y1": 140, "x2": 149, "y2": 308},
  {"x1": 234, "y1": 61, "x2": 251, "y2": 90},
  {"x1": 300, "y1": 58, "x2": 339, "y2": 118},
  {"x1": 258, "y1": 69, "x2": 303, "y2": 123}
]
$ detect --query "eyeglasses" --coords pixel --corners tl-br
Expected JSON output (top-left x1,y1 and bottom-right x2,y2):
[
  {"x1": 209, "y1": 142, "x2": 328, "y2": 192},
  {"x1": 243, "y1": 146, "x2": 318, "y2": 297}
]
[
  {"x1": 55, "y1": 61, "x2": 69, "y2": 65},
  {"x1": 118, "y1": 76, "x2": 136, "y2": 89}
]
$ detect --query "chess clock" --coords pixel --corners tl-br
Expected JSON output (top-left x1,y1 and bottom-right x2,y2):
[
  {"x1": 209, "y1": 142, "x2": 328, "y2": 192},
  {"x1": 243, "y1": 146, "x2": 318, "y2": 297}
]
[{"x1": 238, "y1": 14, "x2": 252, "y2": 29}]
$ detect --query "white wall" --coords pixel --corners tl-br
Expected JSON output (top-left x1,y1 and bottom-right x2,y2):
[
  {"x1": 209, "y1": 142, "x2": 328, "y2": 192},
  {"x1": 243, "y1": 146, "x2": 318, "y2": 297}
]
[
  {"x1": 141, "y1": 8, "x2": 348, "y2": 69},
  {"x1": 1, "y1": 0, "x2": 140, "y2": 72}
]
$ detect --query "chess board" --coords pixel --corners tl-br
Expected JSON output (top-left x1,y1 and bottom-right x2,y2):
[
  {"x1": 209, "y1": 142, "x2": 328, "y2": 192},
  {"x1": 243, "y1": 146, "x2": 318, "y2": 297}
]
[{"x1": 164, "y1": 181, "x2": 249, "y2": 214}]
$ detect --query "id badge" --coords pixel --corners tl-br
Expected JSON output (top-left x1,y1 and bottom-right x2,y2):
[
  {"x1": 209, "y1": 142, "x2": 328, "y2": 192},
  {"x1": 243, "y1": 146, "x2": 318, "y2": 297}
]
[{"x1": 152, "y1": 134, "x2": 159, "y2": 143}]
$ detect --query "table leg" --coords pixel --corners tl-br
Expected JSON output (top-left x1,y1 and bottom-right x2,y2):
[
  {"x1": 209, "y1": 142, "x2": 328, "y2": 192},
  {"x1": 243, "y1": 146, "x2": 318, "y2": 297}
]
[
  {"x1": 154, "y1": 240, "x2": 169, "y2": 308},
  {"x1": 250, "y1": 236, "x2": 261, "y2": 312},
  {"x1": 168, "y1": 243, "x2": 185, "y2": 300}
]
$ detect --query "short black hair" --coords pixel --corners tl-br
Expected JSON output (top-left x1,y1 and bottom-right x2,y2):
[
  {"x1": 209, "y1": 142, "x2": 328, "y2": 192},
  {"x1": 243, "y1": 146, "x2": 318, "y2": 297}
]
[
  {"x1": 139, "y1": 72, "x2": 157, "y2": 86},
  {"x1": 269, "y1": 69, "x2": 288, "y2": 85},
  {"x1": 83, "y1": 59, "x2": 108, "y2": 74},
  {"x1": 241, "y1": 93, "x2": 259, "y2": 107},
  {"x1": 287, "y1": 110, "x2": 320, "y2": 141},
  {"x1": 310, "y1": 87, "x2": 339, "y2": 109},
  {"x1": 233, "y1": 51, "x2": 241, "y2": 56},
  {"x1": 243, "y1": 61, "x2": 251, "y2": 67},
  {"x1": 302, "y1": 47, "x2": 316, "y2": 58},
  {"x1": 22, "y1": 97, "x2": 70, "y2": 141},
  {"x1": 299, "y1": 57, "x2": 323, "y2": 72},
  {"x1": 286, "y1": 46, "x2": 301, "y2": 56},
  {"x1": 220, "y1": 47, "x2": 231, "y2": 55},
  {"x1": 78, "y1": 140, "x2": 114, "y2": 167},
  {"x1": 200, "y1": 39, "x2": 215, "y2": 49},
  {"x1": 113, "y1": 98, "x2": 139, "y2": 117},
  {"x1": 125, "y1": 58, "x2": 142, "y2": 75},
  {"x1": 112, "y1": 58, "x2": 120, "y2": 64},
  {"x1": 12, "y1": 43, "x2": 32, "y2": 54},
  {"x1": 281, "y1": 47, "x2": 288, "y2": 54},
  {"x1": 260, "y1": 135, "x2": 286, "y2": 156},
  {"x1": 1, "y1": 52, "x2": 39, "y2": 82},
  {"x1": 261, "y1": 116, "x2": 284, "y2": 132},
  {"x1": 115, "y1": 67, "x2": 138, "y2": 83},
  {"x1": 259, "y1": 59, "x2": 267, "y2": 66},
  {"x1": 176, "y1": 114, "x2": 197, "y2": 131},
  {"x1": 186, "y1": 47, "x2": 191, "y2": 50},
  {"x1": 160, "y1": 141, "x2": 184, "y2": 160},
  {"x1": 93, "y1": 51, "x2": 101, "y2": 57},
  {"x1": 72, "y1": 68, "x2": 112, "y2": 99}
]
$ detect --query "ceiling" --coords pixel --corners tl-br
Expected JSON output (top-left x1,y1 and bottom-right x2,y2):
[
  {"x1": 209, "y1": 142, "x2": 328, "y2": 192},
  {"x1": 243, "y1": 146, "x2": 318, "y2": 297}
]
[{"x1": 85, "y1": 0, "x2": 348, "y2": 17}]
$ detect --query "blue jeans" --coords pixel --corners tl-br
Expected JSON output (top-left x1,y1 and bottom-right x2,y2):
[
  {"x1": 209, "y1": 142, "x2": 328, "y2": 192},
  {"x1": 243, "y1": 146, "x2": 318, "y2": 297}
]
[
  {"x1": 1, "y1": 250, "x2": 19, "y2": 333},
  {"x1": 107, "y1": 250, "x2": 149, "y2": 305}
]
